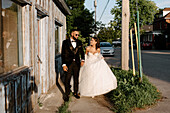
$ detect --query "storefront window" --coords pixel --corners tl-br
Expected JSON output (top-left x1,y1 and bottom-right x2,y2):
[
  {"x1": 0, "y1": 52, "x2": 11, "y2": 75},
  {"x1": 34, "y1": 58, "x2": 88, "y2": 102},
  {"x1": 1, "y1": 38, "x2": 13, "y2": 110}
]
[{"x1": 0, "y1": 0, "x2": 23, "y2": 74}]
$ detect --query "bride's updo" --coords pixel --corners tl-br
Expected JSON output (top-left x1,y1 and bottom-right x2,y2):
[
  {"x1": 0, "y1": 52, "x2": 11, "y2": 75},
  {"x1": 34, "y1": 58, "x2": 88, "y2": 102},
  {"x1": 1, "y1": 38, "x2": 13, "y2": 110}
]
[{"x1": 92, "y1": 37, "x2": 100, "y2": 50}]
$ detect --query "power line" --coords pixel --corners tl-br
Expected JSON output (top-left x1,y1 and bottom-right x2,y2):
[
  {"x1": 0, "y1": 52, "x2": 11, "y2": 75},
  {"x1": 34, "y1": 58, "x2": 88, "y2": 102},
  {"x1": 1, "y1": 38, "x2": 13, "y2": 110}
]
[{"x1": 99, "y1": 0, "x2": 110, "y2": 21}]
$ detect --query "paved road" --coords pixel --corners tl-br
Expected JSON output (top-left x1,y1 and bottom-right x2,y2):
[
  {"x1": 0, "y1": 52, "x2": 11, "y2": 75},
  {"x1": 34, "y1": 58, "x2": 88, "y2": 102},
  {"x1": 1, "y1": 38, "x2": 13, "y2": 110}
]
[
  {"x1": 104, "y1": 48, "x2": 170, "y2": 113},
  {"x1": 104, "y1": 48, "x2": 170, "y2": 82}
]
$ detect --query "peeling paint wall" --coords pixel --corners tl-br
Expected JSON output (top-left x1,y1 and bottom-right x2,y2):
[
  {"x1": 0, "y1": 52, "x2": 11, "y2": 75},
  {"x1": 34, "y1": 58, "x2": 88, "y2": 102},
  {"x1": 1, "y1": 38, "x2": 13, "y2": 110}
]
[{"x1": 0, "y1": 0, "x2": 68, "y2": 112}]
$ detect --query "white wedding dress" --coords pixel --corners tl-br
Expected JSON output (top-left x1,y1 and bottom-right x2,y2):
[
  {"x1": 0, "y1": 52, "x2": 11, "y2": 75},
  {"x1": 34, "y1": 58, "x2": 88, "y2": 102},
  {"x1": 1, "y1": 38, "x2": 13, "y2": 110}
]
[{"x1": 78, "y1": 52, "x2": 117, "y2": 97}]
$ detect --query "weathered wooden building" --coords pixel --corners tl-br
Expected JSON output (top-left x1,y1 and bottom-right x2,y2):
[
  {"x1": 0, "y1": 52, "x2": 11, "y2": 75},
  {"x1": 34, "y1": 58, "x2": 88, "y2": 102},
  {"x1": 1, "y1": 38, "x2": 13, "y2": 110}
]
[{"x1": 0, "y1": 0, "x2": 70, "y2": 112}]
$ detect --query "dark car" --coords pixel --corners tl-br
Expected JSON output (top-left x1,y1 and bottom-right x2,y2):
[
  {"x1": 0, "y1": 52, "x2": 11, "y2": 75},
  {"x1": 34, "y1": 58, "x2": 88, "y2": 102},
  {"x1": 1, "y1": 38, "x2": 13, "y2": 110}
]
[{"x1": 141, "y1": 41, "x2": 152, "y2": 49}]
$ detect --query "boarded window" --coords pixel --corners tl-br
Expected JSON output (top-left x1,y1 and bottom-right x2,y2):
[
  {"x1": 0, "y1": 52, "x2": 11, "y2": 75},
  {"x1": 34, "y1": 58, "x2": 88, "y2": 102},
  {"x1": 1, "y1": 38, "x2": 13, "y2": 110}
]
[{"x1": 0, "y1": 0, "x2": 23, "y2": 74}]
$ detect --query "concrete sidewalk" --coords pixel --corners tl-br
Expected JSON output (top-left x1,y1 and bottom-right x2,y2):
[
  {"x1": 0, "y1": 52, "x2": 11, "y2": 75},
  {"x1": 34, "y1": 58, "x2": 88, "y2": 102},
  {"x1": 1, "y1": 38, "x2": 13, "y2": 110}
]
[
  {"x1": 33, "y1": 79, "x2": 114, "y2": 113},
  {"x1": 134, "y1": 76, "x2": 170, "y2": 113},
  {"x1": 33, "y1": 79, "x2": 65, "y2": 113},
  {"x1": 68, "y1": 95, "x2": 114, "y2": 113},
  {"x1": 34, "y1": 76, "x2": 170, "y2": 113}
]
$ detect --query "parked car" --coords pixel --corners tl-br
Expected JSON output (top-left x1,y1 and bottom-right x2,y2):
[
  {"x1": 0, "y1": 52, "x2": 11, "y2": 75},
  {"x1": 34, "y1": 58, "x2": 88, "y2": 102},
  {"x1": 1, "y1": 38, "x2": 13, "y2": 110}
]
[
  {"x1": 100, "y1": 42, "x2": 114, "y2": 56},
  {"x1": 141, "y1": 41, "x2": 152, "y2": 49},
  {"x1": 112, "y1": 39, "x2": 121, "y2": 47}
]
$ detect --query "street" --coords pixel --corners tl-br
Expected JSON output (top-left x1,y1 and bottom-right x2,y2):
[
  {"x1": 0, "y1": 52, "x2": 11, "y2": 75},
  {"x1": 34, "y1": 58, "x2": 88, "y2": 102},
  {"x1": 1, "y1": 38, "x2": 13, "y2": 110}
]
[
  {"x1": 104, "y1": 47, "x2": 170, "y2": 113},
  {"x1": 104, "y1": 48, "x2": 170, "y2": 82}
]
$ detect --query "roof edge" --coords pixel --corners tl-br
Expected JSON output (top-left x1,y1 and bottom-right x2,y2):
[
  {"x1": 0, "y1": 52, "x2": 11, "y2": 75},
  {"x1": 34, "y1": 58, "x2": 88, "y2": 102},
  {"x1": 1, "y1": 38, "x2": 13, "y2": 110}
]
[{"x1": 53, "y1": 0, "x2": 71, "y2": 15}]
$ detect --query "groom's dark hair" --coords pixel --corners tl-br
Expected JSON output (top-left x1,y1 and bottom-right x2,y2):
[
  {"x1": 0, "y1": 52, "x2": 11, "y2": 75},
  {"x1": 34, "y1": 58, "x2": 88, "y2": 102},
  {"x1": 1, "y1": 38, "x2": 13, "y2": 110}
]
[{"x1": 70, "y1": 28, "x2": 79, "y2": 34}]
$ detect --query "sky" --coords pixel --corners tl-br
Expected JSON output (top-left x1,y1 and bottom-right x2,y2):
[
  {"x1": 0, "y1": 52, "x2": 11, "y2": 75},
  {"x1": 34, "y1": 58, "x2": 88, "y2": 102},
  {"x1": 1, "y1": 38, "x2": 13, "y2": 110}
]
[{"x1": 84, "y1": 0, "x2": 170, "y2": 26}]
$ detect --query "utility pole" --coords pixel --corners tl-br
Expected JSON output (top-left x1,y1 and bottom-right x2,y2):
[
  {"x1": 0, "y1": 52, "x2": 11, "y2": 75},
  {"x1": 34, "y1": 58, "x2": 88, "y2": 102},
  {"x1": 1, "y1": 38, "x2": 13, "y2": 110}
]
[
  {"x1": 94, "y1": 0, "x2": 97, "y2": 36},
  {"x1": 121, "y1": 0, "x2": 130, "y2": 70}
]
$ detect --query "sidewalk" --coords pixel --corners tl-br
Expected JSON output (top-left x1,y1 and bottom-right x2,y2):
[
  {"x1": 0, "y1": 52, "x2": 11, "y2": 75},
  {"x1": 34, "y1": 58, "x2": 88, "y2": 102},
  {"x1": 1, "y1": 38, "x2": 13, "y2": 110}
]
[
  {"x1": 134, "y1": 76, "x2": 170, "y2": 113},
  {"x1": 33, "y1": 78, "x2": 114, "y2": 113},
  {"x1": 68, "y1": 95, "x2": 113, "y2": 113},
  {"x1": 34, "y1": 76, "x2": 170, "y2": 113},
  {"x1": 33, "y1": 79, "x2": 65, "y2": 113}
]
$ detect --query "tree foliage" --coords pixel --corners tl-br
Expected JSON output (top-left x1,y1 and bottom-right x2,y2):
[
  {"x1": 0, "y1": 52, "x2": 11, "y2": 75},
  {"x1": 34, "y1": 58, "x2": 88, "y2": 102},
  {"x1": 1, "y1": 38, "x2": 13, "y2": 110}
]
[
  {"x1": 110, "y1": 0, "x2": 158, "y2": 38},
  {"x1": 98, "y1": 26, "x2": 118, "y2": 43},
  {"x1": 66, "y1": 0, "x2": 95, "y2": 38}
]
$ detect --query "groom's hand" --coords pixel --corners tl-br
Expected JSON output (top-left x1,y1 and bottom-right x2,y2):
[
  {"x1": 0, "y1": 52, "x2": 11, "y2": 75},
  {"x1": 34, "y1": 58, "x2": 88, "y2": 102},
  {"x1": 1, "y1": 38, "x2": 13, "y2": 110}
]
[
  {"x1": 81, "y1": 61, "x2": 84, "y2": 66},
  {"x1": 63, "y1": 65, "x2": 68, "y2": 72}
]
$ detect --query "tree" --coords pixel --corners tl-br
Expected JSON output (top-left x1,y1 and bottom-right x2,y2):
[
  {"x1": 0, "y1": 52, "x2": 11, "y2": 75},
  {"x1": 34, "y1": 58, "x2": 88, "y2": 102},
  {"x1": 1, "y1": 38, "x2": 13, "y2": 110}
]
[
  {"x1": 97, "y1": 26, "x2": 117, "y2": 43},
  {"x1": 66, "y1": 0, "x2": 95, "y2": 38},
  {"x1": 110, "y1": 0, "x2": 158, "y2": 38}
]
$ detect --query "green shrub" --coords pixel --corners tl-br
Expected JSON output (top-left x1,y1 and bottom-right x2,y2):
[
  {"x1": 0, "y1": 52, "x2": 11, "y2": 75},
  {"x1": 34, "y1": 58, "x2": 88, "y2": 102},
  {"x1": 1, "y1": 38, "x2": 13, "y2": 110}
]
[
  {"x1": 106, "y1": 67, "x2": 161, "y2": 113},
  {"x1": 57, "y1": 96, "x2": 72, "y2": 113},
  {"x1": 57, "y1": 101, "x2": 71, "y2": 113}
]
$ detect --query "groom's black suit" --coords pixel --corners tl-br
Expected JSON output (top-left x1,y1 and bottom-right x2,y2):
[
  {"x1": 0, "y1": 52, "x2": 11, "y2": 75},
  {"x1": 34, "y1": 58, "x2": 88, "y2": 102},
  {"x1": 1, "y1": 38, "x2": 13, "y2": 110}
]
[{"x1": 61, "y1": 38, "x2": 84, "y2": 97}]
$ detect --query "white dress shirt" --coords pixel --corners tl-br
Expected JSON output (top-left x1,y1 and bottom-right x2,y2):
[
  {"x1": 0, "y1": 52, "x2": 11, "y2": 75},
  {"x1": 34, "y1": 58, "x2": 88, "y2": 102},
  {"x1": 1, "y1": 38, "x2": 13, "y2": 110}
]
[{"x1": 70, "y1": 38, "x2": 76, "y2": 48}]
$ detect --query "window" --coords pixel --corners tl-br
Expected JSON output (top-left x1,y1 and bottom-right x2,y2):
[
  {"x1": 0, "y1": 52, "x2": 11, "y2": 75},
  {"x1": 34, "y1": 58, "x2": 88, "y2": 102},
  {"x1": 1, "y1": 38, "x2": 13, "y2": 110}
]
[
  {"x1": 55, "y1": 25, "x2": 60, "y2": 55},
  {"x1": 54, "y1": 18, "x2": 63, "y2": 56},
  {"x1": 0, "y1": 0, "x2": 23, "y2": 74}
]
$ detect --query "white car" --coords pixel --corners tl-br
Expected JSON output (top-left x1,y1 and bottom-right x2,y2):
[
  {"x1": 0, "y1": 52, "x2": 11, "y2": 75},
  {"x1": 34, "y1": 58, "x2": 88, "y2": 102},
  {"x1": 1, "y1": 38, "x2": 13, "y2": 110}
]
[
  {"x1": 100, "y1": 42, "x2": 114, "y2": 56},
  {"x1": 112, "y1": 40, "x2": 121, "y2": 47}
]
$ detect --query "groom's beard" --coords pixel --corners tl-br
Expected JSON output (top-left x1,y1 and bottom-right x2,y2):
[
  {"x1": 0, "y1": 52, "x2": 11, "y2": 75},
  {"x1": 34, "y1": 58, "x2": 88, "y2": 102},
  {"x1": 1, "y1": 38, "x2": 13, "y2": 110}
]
[{"x1": 73, "y1": 36, "x2": 77, "y2": 41}]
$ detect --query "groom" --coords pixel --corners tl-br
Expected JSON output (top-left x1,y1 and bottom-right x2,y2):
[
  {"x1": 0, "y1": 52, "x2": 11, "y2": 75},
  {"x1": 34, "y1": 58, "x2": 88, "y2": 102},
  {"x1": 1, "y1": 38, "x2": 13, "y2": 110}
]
[{"x1": 61, "y1": 29, "x2": 85, "y2": 101}]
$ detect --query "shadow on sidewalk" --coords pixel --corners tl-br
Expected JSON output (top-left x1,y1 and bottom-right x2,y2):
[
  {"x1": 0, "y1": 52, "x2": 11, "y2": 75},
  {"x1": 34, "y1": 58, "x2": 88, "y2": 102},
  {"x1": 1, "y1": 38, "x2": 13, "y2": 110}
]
[{"x1": 55, "y1": 57, "x2": 67, "y2": 102}]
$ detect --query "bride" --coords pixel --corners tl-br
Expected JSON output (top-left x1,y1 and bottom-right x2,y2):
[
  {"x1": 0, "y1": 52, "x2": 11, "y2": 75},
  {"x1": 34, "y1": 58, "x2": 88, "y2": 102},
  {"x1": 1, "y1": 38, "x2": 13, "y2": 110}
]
[{"x1": 79, "y1": 37, "x2": 117, "y2": 97}]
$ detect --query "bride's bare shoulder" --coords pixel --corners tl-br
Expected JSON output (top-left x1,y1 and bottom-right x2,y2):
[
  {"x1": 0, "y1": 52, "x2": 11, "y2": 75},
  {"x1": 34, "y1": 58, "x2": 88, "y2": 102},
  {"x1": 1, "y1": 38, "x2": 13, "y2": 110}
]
[{"x1": 86, "y1": 46, "x2": 90, "y2": 51}]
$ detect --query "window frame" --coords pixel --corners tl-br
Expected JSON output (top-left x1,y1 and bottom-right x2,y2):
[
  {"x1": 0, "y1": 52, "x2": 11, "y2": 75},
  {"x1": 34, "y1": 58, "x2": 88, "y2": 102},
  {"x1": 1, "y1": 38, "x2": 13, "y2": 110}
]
[
  {"x1": 0, "y1": 0, "x2": 24, "y2": 74},
  {"x1": 0, "y1": 0, "x2": 3, "y2": 74},
  {"x1": 55, "y1": 25, "x2": 60, "y2": 55},
  {"x1": 55, "y1": 18, "x2": 63, "y2": 56}
]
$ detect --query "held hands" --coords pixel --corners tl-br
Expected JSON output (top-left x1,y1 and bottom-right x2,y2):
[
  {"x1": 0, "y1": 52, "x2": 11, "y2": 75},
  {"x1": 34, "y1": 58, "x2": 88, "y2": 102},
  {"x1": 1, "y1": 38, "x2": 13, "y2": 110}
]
[
  {"x1": 63, "y1": 65, "x2": 68, "y2": 72},
  {"x1": 81, "y1": 61, "x2": 85, "y2": 66}
]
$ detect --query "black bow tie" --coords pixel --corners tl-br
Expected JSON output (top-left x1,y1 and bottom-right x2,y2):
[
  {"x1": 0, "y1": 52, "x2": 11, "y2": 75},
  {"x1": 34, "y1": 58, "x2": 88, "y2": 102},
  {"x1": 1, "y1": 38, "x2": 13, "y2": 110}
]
[{"x1": 71, "y1": 40, "x2": 76, "y2": 42}]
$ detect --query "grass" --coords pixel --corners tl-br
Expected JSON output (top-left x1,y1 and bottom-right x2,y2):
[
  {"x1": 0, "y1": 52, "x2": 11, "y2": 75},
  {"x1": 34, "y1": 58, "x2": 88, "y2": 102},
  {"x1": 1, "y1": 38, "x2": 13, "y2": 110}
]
[
  {"x1": 106, "y1": 67, "x2": 161, "y2": 113},
  {"x1": 57, "y1": 101, "x2": 71, "y2": 113},
  {"x1": 57, "y1": 94, "x2": 72, "y2": 113},
  {"x1": 37, "y1": 97, "x2": 43, "y2": 107}
]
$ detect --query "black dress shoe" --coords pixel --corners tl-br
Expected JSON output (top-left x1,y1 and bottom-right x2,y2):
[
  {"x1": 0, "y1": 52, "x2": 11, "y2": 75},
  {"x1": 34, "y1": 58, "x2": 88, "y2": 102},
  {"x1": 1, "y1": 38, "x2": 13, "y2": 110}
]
[
  {"x1": 63, "y1": 95, "x2": 69, "y2": 102},
  {"x1": 73, "y1": 93, "x2": 80, "y2": 99}
]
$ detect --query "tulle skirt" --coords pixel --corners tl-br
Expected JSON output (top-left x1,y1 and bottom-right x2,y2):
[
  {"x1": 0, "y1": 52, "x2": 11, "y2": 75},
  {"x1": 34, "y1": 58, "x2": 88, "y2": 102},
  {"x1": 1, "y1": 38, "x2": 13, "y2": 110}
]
[{"x1": 78, "y1": 59, "x2": 117, "y2": 97}]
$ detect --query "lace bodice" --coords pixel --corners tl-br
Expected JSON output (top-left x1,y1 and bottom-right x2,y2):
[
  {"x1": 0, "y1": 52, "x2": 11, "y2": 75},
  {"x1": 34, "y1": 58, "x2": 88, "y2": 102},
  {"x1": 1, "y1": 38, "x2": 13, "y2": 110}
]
[
  {"x1": 84, "y1": 52, "x2": 103, "y2": 65},
  {"x1": 88, "y1": 52, "x2": 99, "y2": 56}
]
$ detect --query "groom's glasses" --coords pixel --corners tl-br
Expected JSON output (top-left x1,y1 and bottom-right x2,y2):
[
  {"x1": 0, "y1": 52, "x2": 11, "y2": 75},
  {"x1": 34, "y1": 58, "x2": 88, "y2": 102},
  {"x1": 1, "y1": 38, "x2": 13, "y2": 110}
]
[{"x1": 75, "y1": 34, "x2": 79, "y2": 36}]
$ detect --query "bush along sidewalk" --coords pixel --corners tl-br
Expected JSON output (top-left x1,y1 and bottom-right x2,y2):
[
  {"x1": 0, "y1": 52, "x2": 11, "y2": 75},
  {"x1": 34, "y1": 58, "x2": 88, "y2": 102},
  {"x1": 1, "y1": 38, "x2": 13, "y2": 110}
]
[{"x1": 106, "y1": 67, "x2": 161, "y2": 113}]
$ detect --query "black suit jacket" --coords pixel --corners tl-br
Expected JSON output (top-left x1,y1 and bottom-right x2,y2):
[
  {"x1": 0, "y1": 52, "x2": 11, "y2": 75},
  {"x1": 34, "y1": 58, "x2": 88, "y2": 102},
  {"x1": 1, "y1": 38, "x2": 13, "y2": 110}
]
[{"x1": 61, "y1": 39, "x2": 85, "y2": 67}]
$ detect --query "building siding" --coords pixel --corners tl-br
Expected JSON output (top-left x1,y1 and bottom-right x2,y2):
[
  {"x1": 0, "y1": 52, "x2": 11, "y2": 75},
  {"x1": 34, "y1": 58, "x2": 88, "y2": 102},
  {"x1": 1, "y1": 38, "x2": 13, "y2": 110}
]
[{"x1": 0, "y1": 0, "x2": 70, "y2": 112}]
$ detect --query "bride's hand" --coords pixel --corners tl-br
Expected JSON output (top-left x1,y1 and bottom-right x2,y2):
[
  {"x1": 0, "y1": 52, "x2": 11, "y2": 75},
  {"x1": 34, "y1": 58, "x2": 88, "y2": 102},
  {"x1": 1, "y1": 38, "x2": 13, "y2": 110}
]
[{"x1": 81, "y1": 61, "x2": 85, "y2": 66}]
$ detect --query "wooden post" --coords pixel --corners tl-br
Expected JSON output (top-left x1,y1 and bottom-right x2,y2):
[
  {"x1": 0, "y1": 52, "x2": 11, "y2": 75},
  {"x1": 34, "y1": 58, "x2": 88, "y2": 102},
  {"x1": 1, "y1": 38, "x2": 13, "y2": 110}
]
[
  {"x1": 0, "y1": 84, "x2": 5, "y2": 112},
  {"x1": 121, "y1": 0, "x2": 130, "y2": 70},
  {"x1": 94, "y1": 0, "x2": 97, "y2": 35}
]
